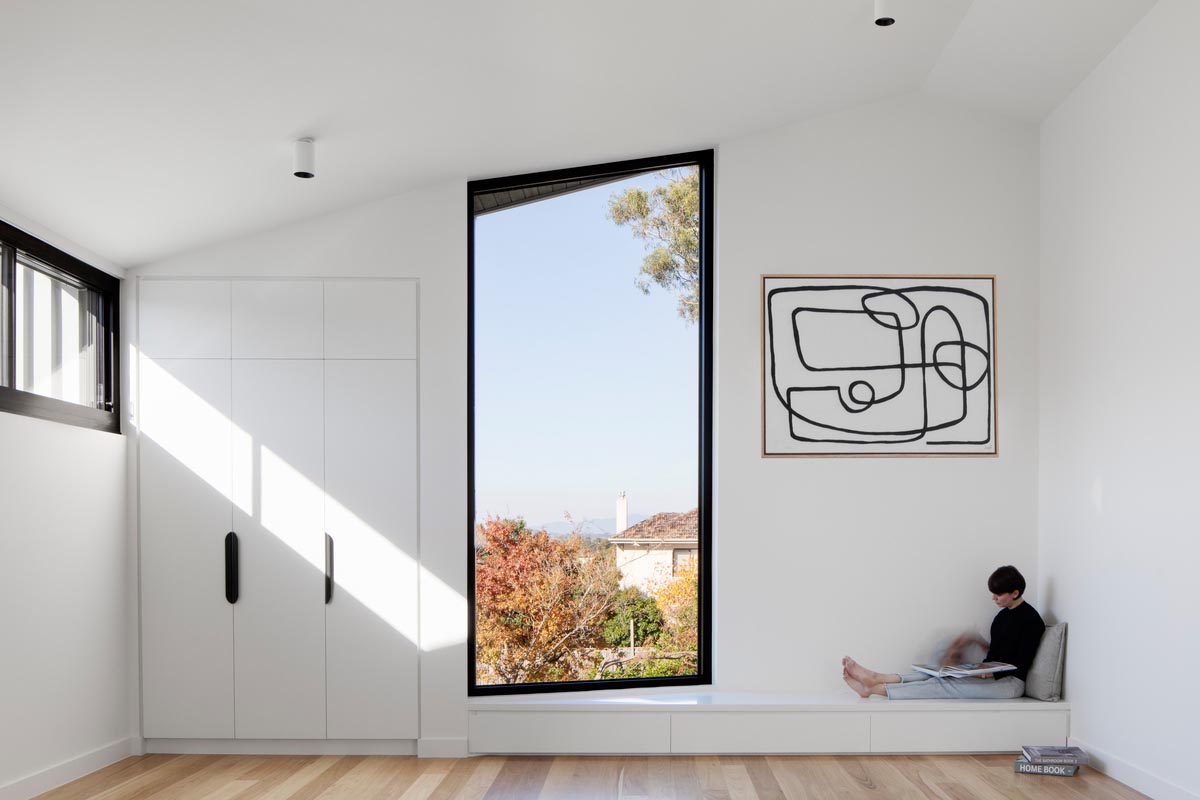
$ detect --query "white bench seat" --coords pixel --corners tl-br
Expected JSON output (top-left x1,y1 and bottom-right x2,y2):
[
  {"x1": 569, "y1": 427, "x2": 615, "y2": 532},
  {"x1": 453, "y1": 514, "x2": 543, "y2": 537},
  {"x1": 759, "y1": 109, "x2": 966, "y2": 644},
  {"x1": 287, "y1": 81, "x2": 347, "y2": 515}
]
[{"x1": 468, "y1": 692, "x2": 1069, "y2": 755}]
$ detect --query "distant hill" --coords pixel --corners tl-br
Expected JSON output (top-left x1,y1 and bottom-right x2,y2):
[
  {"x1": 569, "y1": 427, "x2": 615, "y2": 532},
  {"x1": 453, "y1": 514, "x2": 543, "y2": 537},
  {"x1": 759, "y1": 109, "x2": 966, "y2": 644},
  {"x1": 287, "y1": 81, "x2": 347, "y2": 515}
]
[{"x1": 536, "y1": 515, "x2": 650, "y2": 539}]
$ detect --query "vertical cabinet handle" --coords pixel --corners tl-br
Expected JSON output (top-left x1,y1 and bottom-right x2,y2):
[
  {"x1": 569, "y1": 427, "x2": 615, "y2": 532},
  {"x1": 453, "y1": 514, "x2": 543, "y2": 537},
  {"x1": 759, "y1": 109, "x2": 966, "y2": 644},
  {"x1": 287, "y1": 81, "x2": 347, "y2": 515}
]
[
  {"x1": 224, "y1": 532, "x2": 239, "y2": 604},
  {"x1": 325, "y1": 533, "x2": 334, "y2": 604}
]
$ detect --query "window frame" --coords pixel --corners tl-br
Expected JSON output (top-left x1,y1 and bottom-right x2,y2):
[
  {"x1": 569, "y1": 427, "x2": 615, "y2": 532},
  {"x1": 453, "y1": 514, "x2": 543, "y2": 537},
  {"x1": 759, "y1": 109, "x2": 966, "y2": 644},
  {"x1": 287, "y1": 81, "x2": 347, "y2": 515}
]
[
  {"x1": 467, "y1": 150, "x2": 714, "y2": 696},
  {"x1": 0, "y1": 218, "x2": 121, "y2": 434}
]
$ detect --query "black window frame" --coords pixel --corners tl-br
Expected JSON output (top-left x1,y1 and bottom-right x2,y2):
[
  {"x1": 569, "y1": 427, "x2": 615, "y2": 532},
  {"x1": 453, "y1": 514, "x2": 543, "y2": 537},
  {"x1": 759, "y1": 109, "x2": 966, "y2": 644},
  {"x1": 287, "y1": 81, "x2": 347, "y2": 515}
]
[
  {"x1": 0, "y1": 218, "x2": 121, "y2": 434},
  {"x1": 467, "y1": 150, "x2": 714, "y2": 696}
]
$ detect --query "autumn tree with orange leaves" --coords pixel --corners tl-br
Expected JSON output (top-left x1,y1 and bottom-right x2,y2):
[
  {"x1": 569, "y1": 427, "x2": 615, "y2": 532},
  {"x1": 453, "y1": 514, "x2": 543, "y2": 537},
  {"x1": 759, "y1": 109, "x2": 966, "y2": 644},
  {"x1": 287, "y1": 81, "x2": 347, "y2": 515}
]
[
  {"x1": 475, "y1": 517, "x2": 622, "y2": 684},
  {"x1": 652, "y1": 559, "x2": 699, "y2": 654}
]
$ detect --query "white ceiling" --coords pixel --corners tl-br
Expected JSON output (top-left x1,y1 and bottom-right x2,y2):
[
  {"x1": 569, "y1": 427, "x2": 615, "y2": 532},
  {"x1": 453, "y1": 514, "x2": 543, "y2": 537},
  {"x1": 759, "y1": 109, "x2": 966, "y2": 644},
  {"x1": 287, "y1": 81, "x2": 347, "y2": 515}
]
[
  {"x1": 0, "y1": 0, "x2": 1156, "y2": 268},
  {"x1": 923, "y1": 0, "x2": 1156, "y2": 120}
]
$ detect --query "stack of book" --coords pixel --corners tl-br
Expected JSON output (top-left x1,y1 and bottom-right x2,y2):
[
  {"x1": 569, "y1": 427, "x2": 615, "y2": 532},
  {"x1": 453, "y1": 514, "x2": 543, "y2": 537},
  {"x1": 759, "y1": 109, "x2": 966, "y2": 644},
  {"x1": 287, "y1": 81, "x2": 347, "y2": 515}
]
[{"x1": 1014, "y1": 746, "x2": 1090, "y2": 777}]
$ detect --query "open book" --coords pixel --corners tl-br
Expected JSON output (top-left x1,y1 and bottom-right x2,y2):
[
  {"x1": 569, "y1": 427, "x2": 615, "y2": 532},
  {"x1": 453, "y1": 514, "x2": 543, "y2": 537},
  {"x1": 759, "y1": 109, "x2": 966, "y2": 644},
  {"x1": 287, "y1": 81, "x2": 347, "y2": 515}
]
[{"x1": 912, "y1": 661, "x2": 1016, "y2": 678}]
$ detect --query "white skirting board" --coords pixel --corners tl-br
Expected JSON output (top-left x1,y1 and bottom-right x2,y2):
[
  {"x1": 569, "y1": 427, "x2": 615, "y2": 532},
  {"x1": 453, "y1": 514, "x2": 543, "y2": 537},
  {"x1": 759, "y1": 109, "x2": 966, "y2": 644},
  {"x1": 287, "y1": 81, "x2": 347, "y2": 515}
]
[
  {"x1": 468, "y1": 695, "x2": 1070, "y2": 755},
  {"x1": 417, "y1": 738, "x2": 470, "y2": 759},
  {"x1": 145, "y1": 739, "x2": 417, "y2": 756},
  {"x1": 1070, "y1": 737, "x2": 1199, "y2": 800},
  {"x1": 0, "y1": 738, "x2": 134, "y2": 800}
]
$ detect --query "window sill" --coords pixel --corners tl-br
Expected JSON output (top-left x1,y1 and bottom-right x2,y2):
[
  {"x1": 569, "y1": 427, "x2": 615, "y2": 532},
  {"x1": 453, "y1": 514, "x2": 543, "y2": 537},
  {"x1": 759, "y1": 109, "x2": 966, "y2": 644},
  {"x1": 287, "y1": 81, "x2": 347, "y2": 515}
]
[{"x1": 0, "y1": 386, "x2": 120, "y2": 434}]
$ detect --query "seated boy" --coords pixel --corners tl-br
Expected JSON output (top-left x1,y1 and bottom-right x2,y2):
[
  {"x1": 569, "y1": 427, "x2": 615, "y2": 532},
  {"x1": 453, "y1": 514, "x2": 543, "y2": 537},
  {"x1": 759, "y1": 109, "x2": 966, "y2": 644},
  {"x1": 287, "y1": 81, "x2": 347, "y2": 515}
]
[{"x1": 842, "y1": 565, "x2": 1045, "y2": 700}]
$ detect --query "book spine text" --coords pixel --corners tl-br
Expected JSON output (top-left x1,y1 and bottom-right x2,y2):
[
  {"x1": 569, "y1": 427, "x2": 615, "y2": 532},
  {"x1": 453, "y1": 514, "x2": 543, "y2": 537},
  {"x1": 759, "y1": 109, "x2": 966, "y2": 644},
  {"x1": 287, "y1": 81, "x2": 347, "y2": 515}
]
[{"x1": 1014, "y1": 761, "x2": 1079, "y2": 776}]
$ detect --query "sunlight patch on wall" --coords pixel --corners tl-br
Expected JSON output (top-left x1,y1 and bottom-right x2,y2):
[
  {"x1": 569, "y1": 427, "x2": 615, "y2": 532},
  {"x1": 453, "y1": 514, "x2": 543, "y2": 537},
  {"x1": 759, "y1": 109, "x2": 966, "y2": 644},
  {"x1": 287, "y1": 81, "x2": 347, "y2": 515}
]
[
  {"x1": 420, "y1": 569, "x2": 467, "y2": 653},
  {"x1": 137, "y1": 352, "x2": 464, "y2": 650},
  {"x1": 139, "y1": 354, "x2": 236, "y2": 503},
  {"x1": 259, "y1": 445, "x2": 324, "y2": 573},
  {"x1": 327, "y1": 493, "x2": 419, "y2": 645}
]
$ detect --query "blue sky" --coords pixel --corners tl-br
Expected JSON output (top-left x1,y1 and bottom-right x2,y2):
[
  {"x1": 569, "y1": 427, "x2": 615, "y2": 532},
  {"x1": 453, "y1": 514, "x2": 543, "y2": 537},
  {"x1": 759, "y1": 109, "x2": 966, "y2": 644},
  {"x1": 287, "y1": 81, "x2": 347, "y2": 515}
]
[{"x1": 474, "y1": 169, "x2": 698, "y2": 529}]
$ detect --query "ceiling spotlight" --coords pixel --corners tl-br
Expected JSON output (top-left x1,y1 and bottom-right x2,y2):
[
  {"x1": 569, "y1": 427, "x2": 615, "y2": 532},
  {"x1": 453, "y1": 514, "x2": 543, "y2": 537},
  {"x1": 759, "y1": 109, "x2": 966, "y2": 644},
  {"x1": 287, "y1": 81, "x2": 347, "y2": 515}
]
[
  {"x1": 874, "y1": 0, "x2": 895, "y2": 26},
  {"x1": 293, "y1": 138, "x2": 315, "y2": 179}
]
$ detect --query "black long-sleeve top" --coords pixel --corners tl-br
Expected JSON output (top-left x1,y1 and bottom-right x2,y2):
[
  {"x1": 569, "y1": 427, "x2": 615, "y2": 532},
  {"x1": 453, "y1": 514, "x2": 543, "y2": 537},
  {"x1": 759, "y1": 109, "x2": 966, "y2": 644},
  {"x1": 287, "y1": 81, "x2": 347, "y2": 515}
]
[{"x1": 985, "y1": 601, "x2": 1045, "y2": 682}]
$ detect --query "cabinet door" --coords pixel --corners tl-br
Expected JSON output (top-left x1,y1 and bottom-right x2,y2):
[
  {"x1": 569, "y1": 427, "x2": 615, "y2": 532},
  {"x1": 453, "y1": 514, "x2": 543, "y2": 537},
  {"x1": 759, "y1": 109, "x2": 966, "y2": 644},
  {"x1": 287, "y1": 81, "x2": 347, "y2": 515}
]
[
  {"x1": 139, "y1": 356, "x2": 234, "y2": 738},
  {"x1": 232, "y1": 359, "x2": 326, "y2": 738},
  {"x1": 324, "y1": 360, "x2": 419, "y2": 738},
  {"x1": 232, "y1": 280, "x2": 323, "y2": 359},
  {"x1": 323, "y1": 279, "x2": 417, "y2": 359},
  {"x1": 139, "y1": 279, "x2": 231, "y2": 359}
]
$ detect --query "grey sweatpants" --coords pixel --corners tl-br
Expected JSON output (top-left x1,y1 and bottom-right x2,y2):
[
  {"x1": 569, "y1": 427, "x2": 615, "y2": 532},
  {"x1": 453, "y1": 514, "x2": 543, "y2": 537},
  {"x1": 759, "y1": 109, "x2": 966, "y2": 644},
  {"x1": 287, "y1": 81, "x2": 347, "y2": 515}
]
[{"x1": 884, "y1": 671, "x2": 1025, "y2": 700}]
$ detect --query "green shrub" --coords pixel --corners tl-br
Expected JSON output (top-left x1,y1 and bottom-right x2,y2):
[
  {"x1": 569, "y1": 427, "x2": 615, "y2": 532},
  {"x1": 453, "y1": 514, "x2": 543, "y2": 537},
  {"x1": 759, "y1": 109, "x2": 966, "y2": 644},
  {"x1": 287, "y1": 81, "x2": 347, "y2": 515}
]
[
  {"x1": 601, "y1": 588, "x2": 664, "y2": 647},
  {"x1": 598, "y1": 657, "x2": 695, "y2": 679}
]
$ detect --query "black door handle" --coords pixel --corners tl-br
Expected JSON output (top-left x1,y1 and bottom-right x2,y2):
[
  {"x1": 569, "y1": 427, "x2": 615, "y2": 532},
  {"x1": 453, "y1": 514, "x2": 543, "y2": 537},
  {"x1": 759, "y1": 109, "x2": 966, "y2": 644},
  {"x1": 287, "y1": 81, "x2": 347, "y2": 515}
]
[
  {"x1": 325, "y1": 533, "x2": 334, "y2": 604},
  {"x1": 224, "y1": 532, "x2": 239, "y2": 604}
]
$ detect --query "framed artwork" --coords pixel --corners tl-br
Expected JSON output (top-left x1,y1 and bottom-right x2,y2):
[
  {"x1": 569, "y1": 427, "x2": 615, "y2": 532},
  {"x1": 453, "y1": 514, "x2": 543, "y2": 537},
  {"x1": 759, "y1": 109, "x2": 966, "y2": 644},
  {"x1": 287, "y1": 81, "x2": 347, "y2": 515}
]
[{"x1": 761, "y1": 275, "x2": 997, "y2": 457}]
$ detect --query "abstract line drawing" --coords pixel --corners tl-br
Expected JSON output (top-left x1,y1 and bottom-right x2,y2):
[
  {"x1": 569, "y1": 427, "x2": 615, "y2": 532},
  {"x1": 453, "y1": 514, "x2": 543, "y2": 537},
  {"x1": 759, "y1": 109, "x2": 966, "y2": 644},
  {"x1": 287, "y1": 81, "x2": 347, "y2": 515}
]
[{"x1": 762, "y1": 276, "x2": 996, "y2": 456}]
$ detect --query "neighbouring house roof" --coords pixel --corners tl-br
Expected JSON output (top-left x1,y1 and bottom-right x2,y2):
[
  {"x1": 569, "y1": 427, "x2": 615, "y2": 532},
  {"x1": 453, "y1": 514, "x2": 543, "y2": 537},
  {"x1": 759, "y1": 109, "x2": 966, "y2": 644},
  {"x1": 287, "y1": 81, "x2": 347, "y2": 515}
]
[{"x1": 609, "y1": 509, "x2": 698, "y2": 545}]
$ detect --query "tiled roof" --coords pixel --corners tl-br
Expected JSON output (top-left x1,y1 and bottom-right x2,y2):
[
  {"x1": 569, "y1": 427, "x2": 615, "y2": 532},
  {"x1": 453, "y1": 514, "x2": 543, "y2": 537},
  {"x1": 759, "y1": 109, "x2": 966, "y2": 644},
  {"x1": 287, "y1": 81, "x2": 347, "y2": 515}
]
[{"x1": 609, "y1": 509, "x2": 698, "y2": 543}]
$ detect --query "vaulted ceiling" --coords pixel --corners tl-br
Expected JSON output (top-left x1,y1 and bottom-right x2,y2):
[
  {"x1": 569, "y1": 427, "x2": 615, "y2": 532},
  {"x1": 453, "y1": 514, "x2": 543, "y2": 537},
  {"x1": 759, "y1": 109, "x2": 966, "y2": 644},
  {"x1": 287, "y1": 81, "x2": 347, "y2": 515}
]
[{"x1": 0, "y1": 0, "x2": 1155, "y2": 267}]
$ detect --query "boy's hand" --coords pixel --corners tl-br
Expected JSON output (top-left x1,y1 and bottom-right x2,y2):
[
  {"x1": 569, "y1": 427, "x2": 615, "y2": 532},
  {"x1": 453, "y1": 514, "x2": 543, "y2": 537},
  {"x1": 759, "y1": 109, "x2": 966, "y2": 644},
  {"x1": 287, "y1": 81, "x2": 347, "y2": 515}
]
[{"x1": 941, "y1": 632, "x2": 987, "y2": 666}]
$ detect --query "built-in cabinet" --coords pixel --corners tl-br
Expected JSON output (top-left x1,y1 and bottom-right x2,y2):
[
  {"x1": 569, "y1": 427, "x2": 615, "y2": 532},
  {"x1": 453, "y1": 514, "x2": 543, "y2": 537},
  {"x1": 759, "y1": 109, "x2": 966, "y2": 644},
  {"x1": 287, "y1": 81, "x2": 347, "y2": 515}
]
[{"x1": 138, "y1": 278, "x2": 418, "y2": 740}]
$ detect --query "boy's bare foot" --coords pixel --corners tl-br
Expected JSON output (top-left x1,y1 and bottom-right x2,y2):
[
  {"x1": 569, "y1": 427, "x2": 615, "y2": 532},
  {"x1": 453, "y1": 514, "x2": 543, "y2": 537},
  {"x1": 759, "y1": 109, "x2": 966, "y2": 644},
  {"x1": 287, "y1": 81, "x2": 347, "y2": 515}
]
[
  {"x1": 843, "y1": 656, "x2": 882, "y2": 686},
  {"x1": 843, "y1": 673, "x2": 871, "y2": 698}
]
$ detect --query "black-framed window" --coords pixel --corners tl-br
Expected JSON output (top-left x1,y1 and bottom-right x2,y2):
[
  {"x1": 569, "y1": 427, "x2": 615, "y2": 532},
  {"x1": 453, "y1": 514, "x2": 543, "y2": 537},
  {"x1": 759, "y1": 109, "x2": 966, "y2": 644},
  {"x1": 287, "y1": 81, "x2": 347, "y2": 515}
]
[
  {"x1": 0, "y1": 218, "x2": 120, "y2": 434},
  {"x1": 468, "y1": 150, "x2": 713, "y2": 695}
]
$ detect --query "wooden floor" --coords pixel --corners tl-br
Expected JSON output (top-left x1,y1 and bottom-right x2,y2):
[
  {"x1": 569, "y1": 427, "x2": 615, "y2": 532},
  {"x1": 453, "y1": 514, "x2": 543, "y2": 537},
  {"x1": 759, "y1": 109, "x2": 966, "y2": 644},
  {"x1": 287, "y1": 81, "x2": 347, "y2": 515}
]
[{"x1": 34, "y1": 753, "x2": 1148, "y2": 800}]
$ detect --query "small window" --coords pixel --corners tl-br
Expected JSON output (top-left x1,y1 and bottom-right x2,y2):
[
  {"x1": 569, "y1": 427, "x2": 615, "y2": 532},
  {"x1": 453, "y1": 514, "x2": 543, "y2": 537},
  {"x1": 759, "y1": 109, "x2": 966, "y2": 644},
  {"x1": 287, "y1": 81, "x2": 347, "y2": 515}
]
[
  {"x1": 1, "y1": 220, "x2": 120, "y2": 433},
  {"x1": 673, "y1": 548, "x2": 696, "y2": 576}
]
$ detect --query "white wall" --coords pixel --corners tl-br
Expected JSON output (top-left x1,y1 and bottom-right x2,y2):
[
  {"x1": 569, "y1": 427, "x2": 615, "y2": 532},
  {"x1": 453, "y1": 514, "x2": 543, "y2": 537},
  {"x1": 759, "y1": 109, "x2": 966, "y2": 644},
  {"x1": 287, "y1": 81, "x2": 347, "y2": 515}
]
[
  {"x1": 0, "y1": 208, "x2": 129, "y2": 799},
  {"x1": 132, "y1": 180, "x2": 468, "y2": 755},
  {"x1": 1040, "y1": 2, "x2": 1200, "y2": 798},
  {"x1": 716, "y1": 94, "x2": 1041, "y2": 693},
  {"x1": 614, "y1": 544, "x2": 689, "y2": 593},
  {"x1": 0, "y1": 413, "x2": 129, "y2": 797},
  {"x1": 124, "y1": 94, "x2": 1041, "y2": 752}
]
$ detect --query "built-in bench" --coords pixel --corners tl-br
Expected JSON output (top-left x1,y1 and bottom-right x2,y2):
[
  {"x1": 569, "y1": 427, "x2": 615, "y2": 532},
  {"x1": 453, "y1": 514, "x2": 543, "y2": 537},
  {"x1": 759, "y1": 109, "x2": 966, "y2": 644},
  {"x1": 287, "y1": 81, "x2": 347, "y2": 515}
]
[{"x1": 468, "y1": 692, "x2": 1069, "y2": 755}]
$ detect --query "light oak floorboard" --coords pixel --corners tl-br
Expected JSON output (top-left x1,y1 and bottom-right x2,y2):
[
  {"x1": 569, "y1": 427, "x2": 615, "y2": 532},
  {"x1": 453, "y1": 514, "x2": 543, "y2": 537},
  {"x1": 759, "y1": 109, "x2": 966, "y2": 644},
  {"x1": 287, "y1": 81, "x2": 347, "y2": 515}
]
[
  {"x1": 695, "y1": 755, "x2": 730, "y2": 800},
  {"x1": 31, "y1": 754, "x2": 1150, "y2": 800},
  {"x1": 31, "y1": 755, "x2": 182, "y2": 800},
  {"x1": 392, "y1": 758, "x2": 456, "y2": 800},
  {"x1": 483, "y1": 756, "x2": 553, "y2": 799},
  {"x1": 719, "y1": 762, "x2": 759, "y2": 800},
  {"x1": 241, "y1": 756, "x2": 337, "y2": 800},
  {"x1": 142, "y1": 755, "x2": 265, "y2": 800},
  {"x1": 206, "y1": 780, "x2": 257, "y2": 800},
  {"x1": 82, "y1": 754, "x2": 214, "y2": 800}
]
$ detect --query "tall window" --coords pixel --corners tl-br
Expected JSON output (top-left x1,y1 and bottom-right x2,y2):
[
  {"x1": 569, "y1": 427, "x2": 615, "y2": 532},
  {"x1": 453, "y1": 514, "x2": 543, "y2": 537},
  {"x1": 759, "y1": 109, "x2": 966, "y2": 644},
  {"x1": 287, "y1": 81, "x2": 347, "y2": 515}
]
[
  {"x1": 469, "y1": 151, "x2": 713, "y2": 694},
  {"x1": 0, "y1": 219, "x2": 120, "y2": 433}
]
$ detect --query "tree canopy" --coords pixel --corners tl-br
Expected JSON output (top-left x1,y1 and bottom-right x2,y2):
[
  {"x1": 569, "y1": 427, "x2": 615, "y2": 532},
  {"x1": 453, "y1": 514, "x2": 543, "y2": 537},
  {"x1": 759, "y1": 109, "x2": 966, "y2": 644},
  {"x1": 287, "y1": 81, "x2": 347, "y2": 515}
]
[
  {"x1": 601, "y1": 587, "x2": 664, "y2": 648},
  {"x1": 608, "y1": 167, "x2": 700, "y2": 323},
  {"x1": 652, "y1": 559, "x2": 699, "y2": 654},
  {"x1": 474, "y1": 517, "x2": 621, "y2": 684}
]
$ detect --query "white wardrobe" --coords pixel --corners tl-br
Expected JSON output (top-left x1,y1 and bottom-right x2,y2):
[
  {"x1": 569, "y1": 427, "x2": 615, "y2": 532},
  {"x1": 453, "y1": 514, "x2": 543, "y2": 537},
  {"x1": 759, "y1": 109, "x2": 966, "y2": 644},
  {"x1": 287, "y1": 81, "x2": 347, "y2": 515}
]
[{"x1": 137, "y1": 278, "x2": 418, "y2": 741}]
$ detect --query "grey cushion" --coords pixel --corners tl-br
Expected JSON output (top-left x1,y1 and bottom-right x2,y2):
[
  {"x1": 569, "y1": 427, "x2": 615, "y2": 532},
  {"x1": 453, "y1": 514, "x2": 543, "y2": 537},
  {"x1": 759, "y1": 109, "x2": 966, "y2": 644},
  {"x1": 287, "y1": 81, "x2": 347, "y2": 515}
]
[{"x1": 1024, "y1": 622, "x2": 1067, "y2": 701}]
